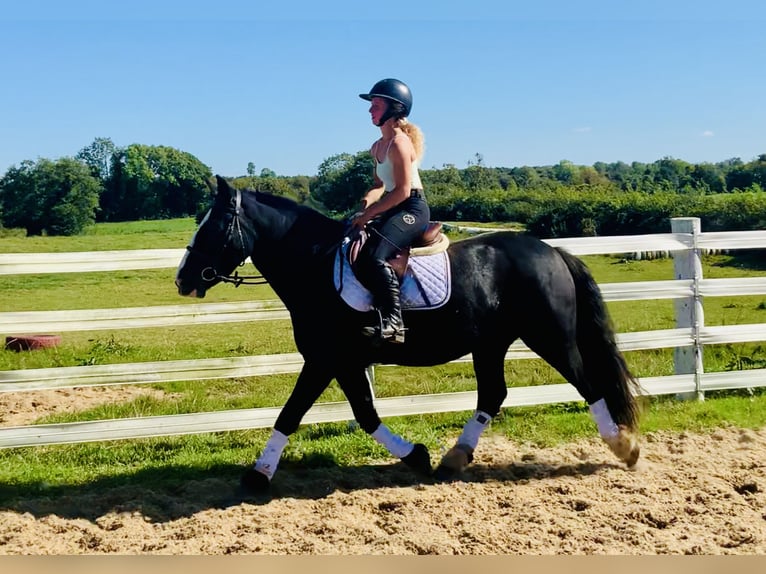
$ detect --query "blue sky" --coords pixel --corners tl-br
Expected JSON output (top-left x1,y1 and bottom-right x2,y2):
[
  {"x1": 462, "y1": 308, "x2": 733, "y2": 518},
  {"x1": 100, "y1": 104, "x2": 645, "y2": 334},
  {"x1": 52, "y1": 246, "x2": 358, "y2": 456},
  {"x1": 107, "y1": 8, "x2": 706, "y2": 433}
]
[{"x1": 2, "y1": 1, "x2": 765, "y2": 178}]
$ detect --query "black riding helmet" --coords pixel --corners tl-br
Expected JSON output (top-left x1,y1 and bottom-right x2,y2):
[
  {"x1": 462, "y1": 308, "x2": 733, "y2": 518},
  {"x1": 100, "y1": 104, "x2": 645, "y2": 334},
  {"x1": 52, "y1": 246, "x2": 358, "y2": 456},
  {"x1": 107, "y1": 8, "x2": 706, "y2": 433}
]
[{"x1": 359, "y1": 78, "x2": 412, "y2": 126}]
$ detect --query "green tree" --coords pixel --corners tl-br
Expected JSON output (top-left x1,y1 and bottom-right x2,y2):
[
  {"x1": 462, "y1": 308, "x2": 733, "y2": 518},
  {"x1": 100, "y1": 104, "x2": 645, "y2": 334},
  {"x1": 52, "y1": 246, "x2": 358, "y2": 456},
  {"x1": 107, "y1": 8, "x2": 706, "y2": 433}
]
[
  {"x1": 463, "y1": 153, "x2": 495, "y2": 191},
  {"x1": 103, "y1": 144, "x2": 212, "y2": 221},
  {"x1": 287, "y1": 175, "x2": 312, "y2": 202},
  {"x1": 255, "y1": 175, "x2": 291, "y2": 195},
  {"x1": 652, "y1": 157, "x2": 692, "y2": 191},
  {"x1": 749, "y1": 154, "x2": 766, "y2": 188},
  {"x1": 76, "y1": 137, "x2": 118, "y2": 182},
  {"x1": 0, "y1": 158, "x2": 100, "y2": 235},
  {"x1": 310, "y1": 151, "x2": 374, "y2": 213},
  {"x1": 509, "y1": 165, "x2": 542, "y2": 189},
  {"x1": 725, "y1": 164, "x2": 755, "y2": 191},
  {"x1": 552, "y1": 159, "x2": 580, "y2": 185},
  {"x1": 689, "y1": 162, "x2": 725, "y2": 193},
  {"x1": 421, "y1": 163, "x2": 463, "y2": 197}
]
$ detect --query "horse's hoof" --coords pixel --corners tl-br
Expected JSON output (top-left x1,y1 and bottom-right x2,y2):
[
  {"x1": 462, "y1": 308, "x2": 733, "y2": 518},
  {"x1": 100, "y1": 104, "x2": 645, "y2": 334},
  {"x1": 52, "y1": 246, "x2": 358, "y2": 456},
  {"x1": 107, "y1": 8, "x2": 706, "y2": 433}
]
[
  {"x1": 401, "y1": 443, "x2": 432, "y2": 476},
  {"x1": 434, "y1": 443, "x2": 474, "y2": 481},
  {"x1": 433, "y1": 464, "x2": 460, "y2": 482},
  {"x1": 240, "y1": 467, "x2": 271, "y2": 493},
  {"x1": 604, "y1": 425, "x2": 640, "y2": 468}
]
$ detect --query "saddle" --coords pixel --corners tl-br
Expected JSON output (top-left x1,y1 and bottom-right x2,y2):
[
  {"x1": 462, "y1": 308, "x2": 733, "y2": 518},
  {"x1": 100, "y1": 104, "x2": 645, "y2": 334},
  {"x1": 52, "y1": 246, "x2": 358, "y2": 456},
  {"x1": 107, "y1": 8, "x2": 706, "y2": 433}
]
[{"x1": 346, "y1": 221, "x2": 449, "y2": 281}]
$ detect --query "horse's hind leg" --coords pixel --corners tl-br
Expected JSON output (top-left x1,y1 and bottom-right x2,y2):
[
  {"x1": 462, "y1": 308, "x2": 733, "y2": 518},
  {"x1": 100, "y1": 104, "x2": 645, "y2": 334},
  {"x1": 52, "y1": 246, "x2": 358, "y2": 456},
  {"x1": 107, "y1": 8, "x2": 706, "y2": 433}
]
[
  {"x1": 548, "y1": 248, "x2": 641, "y2": 466},
  {"x1": 588, "y1": 396, "x2": 640, "y2": 467},
  {"x1": 435, "y1": 344, "x2": 509, "y2": 481},
  {"x1": 525, "y1": 331, "x2": 640, "y2": 468}
]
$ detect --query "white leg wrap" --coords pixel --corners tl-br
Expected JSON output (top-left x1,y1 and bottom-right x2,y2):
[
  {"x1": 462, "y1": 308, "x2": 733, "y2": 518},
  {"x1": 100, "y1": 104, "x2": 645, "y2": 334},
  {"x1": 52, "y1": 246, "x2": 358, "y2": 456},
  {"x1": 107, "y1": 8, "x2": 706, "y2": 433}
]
[
  {"x1": 253, "y1": 429, "x2": 289, "y2": 480},
  {"x1": 371, "y1": 424, "x2": 414, "y2": 458},
  {"x1": 457, "y1": 410, "x2": 492, "y2": 450},
  {"x1": 589, "y1": 398, "x2": 620, "y2": 439}
]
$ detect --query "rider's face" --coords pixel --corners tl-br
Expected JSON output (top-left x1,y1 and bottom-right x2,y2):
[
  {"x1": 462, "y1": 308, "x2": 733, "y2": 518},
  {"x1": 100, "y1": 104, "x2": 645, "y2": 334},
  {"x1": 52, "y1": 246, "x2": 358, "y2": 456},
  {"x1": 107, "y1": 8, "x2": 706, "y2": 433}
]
[{"x1": 369, "y1": 97, "x2": 388, "y2": 125}]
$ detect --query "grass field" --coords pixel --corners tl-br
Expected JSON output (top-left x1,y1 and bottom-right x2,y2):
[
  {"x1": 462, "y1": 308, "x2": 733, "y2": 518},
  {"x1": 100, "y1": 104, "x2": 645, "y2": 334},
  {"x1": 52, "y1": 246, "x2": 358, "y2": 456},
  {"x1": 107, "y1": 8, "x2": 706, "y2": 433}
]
[{"x1": 1, "y1": 219, "x2": 765, "y2": 496}]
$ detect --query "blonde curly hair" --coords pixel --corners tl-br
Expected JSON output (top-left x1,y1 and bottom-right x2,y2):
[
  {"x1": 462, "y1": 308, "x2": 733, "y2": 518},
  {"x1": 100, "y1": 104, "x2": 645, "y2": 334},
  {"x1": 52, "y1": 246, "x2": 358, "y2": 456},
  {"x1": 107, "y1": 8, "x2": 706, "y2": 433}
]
[{"x1": 396, "y1": 119, "x2": 425, "y2": 161}]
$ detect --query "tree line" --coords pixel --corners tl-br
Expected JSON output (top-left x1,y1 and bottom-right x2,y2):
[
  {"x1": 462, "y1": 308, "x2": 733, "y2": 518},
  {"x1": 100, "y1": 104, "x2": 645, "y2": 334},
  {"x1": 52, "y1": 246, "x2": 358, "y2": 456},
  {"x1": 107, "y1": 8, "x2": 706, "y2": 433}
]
[
  {"x1": 1, "y1": 137, "x2": 764, "y2": 237},
  {"x1": 309, "y1": 151, "x2": 766, "y2": 236}
]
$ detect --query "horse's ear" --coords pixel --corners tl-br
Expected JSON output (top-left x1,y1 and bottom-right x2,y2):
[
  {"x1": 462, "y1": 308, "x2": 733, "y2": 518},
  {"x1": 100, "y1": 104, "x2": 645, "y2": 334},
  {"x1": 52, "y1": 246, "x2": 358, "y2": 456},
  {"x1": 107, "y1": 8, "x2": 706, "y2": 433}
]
[
  {"x1": 215, "y1": 175, "x2": 237, "y2": 210},
  {"x1": 213, "y1": 175, "x2": 238, "y2": 205},
  {"x1": 215, "y1": 174, "x2": 230, "y2": 193}
]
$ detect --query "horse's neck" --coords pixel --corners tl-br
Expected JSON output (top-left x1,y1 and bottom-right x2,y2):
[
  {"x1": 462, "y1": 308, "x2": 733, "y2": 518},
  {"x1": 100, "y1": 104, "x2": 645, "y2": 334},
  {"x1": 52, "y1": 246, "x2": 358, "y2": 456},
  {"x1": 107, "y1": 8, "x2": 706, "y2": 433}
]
[
  {"x1": 251, "y1": 242, "x2": 336, "y2": 310},
  {"x1": 248, "y1": 192, "x2": 343, "y2": 247},
  {"x1": 244, "y1": 192, "x2": 344, "y2": 303},
  {"x1": 249, "y1": 211, "x2": 343, "y2": 303}
]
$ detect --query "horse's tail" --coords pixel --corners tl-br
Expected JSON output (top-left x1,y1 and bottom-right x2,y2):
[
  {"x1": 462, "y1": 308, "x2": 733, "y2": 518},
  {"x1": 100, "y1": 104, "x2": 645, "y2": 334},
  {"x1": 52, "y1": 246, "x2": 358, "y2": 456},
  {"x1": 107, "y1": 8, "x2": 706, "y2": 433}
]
[{"x1": 555, "y1": 247, "x2": 643, "y2": 431}]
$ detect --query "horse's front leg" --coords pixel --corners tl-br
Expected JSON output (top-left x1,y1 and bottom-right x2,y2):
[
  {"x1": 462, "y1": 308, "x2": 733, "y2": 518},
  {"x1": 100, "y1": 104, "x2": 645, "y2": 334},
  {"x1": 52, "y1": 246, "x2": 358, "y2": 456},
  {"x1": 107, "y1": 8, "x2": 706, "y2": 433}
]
[
  {"x1": 240, "y1": 361, "x2": 333, "y2": 493},
  {"x1": 336, "y1": 366, "x2": 432, "y2": 477}
]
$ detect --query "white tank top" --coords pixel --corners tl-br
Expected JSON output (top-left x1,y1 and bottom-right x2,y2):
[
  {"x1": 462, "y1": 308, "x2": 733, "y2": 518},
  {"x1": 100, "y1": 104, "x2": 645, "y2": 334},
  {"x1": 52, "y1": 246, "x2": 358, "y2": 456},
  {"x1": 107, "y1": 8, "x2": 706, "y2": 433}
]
[{"x1": 374, "y1": 136, "x2": 423, "y2": 192}]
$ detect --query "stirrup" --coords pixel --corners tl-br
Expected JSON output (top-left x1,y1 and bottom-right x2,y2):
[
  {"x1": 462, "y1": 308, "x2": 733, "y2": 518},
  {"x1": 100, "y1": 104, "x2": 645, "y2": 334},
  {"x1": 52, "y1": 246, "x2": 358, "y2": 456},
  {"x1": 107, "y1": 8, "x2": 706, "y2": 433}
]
[
  {"x1": 361, "y1": 324, "x2": 406, "y2": 344},
  {"x1": 362, "y1": 311, "x2": 406, "y2": 344}
]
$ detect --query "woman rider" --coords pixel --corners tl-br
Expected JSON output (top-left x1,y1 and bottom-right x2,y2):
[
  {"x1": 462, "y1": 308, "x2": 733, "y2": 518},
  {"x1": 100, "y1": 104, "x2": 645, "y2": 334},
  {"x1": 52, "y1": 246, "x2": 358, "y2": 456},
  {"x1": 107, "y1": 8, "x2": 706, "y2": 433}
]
[{"x1": 351, "y1": 78, "x2": 430, "y2": 344}]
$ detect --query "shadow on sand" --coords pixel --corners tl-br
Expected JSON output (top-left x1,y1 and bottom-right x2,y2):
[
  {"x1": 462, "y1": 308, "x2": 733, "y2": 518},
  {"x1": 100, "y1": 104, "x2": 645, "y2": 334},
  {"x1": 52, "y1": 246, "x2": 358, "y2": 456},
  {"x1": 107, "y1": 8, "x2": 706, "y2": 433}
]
[{"x1": 0, "y1": 454, "x2": 616, "y2": 524}]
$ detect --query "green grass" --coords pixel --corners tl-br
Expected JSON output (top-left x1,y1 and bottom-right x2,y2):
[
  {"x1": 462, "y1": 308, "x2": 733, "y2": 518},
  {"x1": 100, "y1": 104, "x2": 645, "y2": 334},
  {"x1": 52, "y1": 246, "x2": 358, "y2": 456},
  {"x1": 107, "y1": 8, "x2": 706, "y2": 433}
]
[
  {"x1": 2, "y1": 390, "x2": 765, "y2": 501},
  {"x1": 0, "y1": 218, "x2": 197, "y2": 253},
  {"x1": 0, "y1": 219, "x2": 765, "y2": 500}
]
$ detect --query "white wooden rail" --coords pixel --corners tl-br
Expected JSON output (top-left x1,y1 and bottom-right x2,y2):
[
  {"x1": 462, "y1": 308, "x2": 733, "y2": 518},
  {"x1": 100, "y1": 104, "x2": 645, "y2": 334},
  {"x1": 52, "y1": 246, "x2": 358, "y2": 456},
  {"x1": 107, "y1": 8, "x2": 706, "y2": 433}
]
[{"x1": 1, "y1": 218, "x2": 765, "y2": 448}]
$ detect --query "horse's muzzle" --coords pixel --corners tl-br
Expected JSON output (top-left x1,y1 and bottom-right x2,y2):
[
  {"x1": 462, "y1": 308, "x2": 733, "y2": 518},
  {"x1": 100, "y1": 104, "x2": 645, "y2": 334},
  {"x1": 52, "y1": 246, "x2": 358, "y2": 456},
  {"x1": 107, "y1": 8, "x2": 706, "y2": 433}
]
[{"x1": 175, "y1": 278, "x2": 206, "y2": 298}]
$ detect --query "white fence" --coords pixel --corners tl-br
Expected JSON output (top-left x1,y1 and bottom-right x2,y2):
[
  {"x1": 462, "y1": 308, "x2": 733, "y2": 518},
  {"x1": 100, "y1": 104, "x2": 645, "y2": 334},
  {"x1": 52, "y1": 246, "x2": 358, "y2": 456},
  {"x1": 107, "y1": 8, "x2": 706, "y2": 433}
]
[{"x1": 1, "y1": 217, "x2": 765, "y2": 448}]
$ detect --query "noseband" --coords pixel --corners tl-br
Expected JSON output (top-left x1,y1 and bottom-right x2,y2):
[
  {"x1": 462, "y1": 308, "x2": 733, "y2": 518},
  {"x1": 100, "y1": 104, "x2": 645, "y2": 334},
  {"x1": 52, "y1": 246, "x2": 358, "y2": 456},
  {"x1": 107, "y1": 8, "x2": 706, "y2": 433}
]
[{"x1": 186, "y1": 188, "x2": 268, "y2": 287}]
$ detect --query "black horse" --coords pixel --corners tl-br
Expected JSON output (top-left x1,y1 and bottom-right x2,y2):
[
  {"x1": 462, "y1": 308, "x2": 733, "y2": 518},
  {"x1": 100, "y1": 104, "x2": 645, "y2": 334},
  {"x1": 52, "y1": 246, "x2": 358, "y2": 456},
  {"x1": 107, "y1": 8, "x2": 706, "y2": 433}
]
[{"x1": 176, "y1": 175, "x2": 642, "y2": 492}]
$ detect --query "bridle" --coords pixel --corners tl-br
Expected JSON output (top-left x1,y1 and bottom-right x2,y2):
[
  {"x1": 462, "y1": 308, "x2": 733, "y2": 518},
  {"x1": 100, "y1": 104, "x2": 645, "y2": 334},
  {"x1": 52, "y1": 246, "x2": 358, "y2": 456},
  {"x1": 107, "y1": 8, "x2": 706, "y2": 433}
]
[
  {"x1": 186, "y1": 187, "x2": 269, "y2": 288},
  {"x1": 208, "y1": 268, "x2": 269, "y2": 288}
]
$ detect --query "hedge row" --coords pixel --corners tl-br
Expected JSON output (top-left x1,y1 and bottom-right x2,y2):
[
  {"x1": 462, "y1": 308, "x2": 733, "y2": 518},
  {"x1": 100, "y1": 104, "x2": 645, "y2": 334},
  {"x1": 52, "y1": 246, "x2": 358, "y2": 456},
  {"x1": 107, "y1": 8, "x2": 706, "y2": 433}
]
[{"x1": 428, "y1": 188, "x2": 766, "y2": 238}]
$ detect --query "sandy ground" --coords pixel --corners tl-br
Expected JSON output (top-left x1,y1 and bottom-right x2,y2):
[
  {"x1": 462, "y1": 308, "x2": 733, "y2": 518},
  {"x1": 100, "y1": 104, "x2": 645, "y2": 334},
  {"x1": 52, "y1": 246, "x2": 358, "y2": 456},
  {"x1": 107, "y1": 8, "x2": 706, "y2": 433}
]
[{"x1": 0, "y1": 386, "x2": 764, "y2": 555}]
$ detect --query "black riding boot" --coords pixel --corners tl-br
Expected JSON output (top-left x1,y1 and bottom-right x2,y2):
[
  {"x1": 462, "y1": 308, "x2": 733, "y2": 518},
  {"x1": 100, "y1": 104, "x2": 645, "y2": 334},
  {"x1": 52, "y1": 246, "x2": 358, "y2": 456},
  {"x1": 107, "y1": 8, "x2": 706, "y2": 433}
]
[{"x1": 362, "y1": 260, "x2": 405, "y2": 344}]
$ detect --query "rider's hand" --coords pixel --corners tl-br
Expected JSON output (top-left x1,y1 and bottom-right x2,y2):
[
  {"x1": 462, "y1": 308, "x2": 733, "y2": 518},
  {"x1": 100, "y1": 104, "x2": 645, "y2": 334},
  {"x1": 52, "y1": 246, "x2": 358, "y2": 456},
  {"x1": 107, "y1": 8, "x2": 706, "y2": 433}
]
[{"x1": 350, "y1": 210, "x2": 370, "y2": 232}]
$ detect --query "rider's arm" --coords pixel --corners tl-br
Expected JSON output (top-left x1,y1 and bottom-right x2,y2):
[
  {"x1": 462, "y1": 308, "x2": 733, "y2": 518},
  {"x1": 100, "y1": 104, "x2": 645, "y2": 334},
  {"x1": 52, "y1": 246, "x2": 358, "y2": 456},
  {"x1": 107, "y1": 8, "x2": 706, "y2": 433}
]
[
  {"x1": 359, "y1": 141, "x2": 385, "y2": 210},
  {"x1": 360, "y1": 177, "x2": 385, "y2": 210}
]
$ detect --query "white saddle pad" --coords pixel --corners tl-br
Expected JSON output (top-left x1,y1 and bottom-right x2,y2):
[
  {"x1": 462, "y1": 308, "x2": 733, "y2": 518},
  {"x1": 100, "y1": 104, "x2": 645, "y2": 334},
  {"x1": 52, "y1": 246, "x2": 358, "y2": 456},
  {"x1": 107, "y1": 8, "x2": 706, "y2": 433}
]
[{"x1": 333, "y1": 242, "x2": 451, "y2": 312}]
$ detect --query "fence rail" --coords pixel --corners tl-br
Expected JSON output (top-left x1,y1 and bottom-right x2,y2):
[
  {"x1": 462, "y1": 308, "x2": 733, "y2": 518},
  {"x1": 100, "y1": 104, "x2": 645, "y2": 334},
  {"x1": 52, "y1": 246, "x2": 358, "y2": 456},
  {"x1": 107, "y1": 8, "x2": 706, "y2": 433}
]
[
  {"x1": 2, "y1": 277, "x2": 766, "y2": 334},
  {"x1": 1, "y1": 218, "x2": 765, "y2": 448}
]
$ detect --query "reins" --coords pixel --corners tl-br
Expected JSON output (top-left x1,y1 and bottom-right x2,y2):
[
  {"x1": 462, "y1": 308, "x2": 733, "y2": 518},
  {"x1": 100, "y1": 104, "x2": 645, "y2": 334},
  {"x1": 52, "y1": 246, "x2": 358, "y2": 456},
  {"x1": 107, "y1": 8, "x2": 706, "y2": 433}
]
[{"x1": 209, "y1": 268, "x2": 269, "y2": 287}]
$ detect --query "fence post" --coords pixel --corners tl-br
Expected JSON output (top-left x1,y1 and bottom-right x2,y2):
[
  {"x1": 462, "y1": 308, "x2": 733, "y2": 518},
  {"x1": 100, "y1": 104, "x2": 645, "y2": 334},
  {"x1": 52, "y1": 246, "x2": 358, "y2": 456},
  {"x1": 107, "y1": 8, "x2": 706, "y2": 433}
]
[
  {"x1": 671, "y1": 217, "x2": 705, "y2": 401},
  {"x1": 366, "y1": 365, "x2": 376, "y2": 399}
]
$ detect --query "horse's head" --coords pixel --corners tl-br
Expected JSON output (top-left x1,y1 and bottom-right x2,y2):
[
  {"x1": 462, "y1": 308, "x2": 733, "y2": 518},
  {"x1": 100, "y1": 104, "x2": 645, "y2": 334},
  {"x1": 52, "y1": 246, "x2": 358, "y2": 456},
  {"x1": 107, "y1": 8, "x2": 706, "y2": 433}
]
[{"x1": 175, "y1": 175, "x2": 254, "y2": 298}]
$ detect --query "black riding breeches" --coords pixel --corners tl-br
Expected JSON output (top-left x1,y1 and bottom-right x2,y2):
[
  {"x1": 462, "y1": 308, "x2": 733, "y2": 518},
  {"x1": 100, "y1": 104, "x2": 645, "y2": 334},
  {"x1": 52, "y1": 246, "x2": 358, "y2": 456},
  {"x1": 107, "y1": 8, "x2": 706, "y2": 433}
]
[{"x1": 355, "y1": 195, "x2": 430, "y2": 285}]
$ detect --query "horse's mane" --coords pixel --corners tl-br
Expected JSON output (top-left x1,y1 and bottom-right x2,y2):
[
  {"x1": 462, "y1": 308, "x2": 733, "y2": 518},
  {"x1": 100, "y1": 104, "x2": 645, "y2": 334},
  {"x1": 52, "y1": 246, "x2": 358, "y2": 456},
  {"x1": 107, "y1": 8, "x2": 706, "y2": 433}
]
[
  {"x1": 252, "y1": 190, "x2": 346, "y2": 241},
  {"x1": 253, "y1": 190, "x2": 308, "y2": 212}
]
